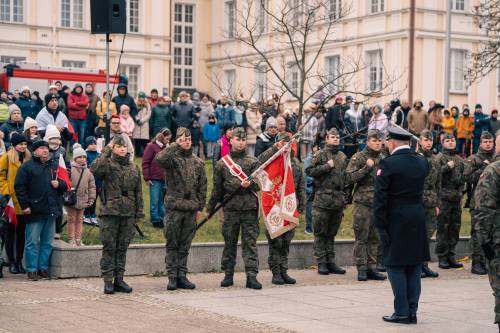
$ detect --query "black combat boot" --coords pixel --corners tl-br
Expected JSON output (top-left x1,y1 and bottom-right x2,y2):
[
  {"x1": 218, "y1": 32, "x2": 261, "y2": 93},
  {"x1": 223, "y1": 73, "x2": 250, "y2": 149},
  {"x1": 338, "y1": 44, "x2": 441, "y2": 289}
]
[
  {"x1": 367, "y1": 269, "x2": 387, "y2": 281},
  {"x1": 317, "y1": 263, "x2": 329, "y2": 275},
  {"x1": 167, "y1": 277, "x2": 177, "y2": 290},
  {"x1": 281, "y1": 270, "x2": 296, "y2": 284},
  {"x1": 447, "y1": 256, "x2": 463, "y2": 269},
  {"x1": 220, "y1": 273, "x2": 234, "y2": 287},
  {"x1": 246, "y1": 276, "x2": 262, "y2": 290},
  {"x1": 113, "y1": 277, "x2": 133, "y2": 293},
  {"x1": 327, "y1": 262, "x2": 346, "y2": 274},
  {"x1": 376, "y1": 263, "x2": 386, "y2": 272},
  {"x1": 104, "y1": 280, "x2": 114, "y2": 294},
  {"x1": 471, "y1": 261, "x2": 487, "y2": 275},
  {"x1": 357, "y1": 270, "x2": 368, "y2": 281},
  {"x1": 271, "y1": 270, "x2": 285, "y2": 285},
  {"x1": 438, "y1": 257, "x2": 450, "y2": 269},
  {"x1": 9, "y1": 263, "x2": 19, "y2": 274},
  {"x1": 177, "y1": 276, "x2": 196, "y2": 289},
  {"x1": 421, "y1": 263, "x2": 439, "y2": 278}
]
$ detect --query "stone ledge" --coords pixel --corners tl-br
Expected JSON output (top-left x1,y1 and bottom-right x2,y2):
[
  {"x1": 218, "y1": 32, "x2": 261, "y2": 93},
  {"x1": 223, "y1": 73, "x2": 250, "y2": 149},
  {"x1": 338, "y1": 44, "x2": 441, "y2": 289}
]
[{"x1": 50, "y1": 238, "x2": 471, "y2": 278}]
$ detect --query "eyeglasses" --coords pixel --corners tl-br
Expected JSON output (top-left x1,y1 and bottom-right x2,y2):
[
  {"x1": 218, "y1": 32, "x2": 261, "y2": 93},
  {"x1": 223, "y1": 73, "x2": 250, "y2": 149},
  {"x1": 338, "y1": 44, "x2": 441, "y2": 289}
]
[{"x1": 111, "y1": 122, "x2": 121, "y2": 125}]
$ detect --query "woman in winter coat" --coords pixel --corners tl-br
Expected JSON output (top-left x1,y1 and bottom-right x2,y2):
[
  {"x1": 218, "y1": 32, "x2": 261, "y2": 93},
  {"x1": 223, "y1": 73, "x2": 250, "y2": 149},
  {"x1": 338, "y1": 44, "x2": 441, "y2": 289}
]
[
  {"x1": 0, "y1": 133, "x2": 31, "y2": 273},
  {"x1": 133, "y1": 92, "x2": 152, "y2": 157},
  {"x1": 95, "y1": 91, "x2": 117, "y2": 138},
  {"x1": 150, "y1": 96, "x2": 173, "y2": 137},
  {"x1": 66, "y1": 144, "x2": 96, "y2": 246},
  {"x1": 67, "y1": 83, "x2": 89, "y2": 146},
  {"x1": 245, "y1": 101, "x2": 262, "y2": 156},
  {"x1": 456, "y1": 108, "x2": 474, "y2": 156}
]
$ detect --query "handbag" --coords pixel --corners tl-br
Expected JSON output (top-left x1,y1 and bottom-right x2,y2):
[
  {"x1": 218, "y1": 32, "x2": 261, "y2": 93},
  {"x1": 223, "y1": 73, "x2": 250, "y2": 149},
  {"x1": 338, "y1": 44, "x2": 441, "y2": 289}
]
[{"x1": 63, "y1": 169, "x2": 85, "y2": 206}]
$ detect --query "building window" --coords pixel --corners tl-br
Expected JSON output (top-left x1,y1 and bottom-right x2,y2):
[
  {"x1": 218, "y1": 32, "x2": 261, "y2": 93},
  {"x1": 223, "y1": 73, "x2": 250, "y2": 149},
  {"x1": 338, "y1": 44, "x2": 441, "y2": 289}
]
[
  {"x1": 291, "y1": 0, "x2": 302, "y2": 27},
  {"x1": 184, "y1": 48, "x2": 193, "y2": 66},
  {"x1": 224, "y1": 69, "x2": 236, "y2": 97},
  {"x1": 0, "y1": 0, "x2": 23, "y2": 23},
  {"x1": 366, "y1": 49, "x2": 383, "y2": 92},
  {"x1": 329, "y1": 0, "x2": 341, "y2": 20},
  {"x1": 174, "y1": 25, "x2": 182, "y2": 43},
  {"x1": 128, "y1": 0, "x2": 139, "y2": 33},
  {"x1": 185, "y1": 5, "x2": 193, "y2": 23},
  {"x1": 0, "y1": 55, "x2": 25, "y2": 63},
  {"x1": 62, "y1": 60, "x2": 86, "y2": 68},
  {"x1": 256, "y1": 0, "x2": 268, "y2": 34},
  {"x1": 225, "y1": 1, "x2": 235, "y2": 38},
  {"x1": 174, "y1": 68, "x2": 182, "y2": 86},
  {"x1": 453, "y1": 0, "x2": 466, "y2": 11},
  {"x1": 451, "y1": 49, "x2": 467, "y2": 92},
  {"x1": 369, "y1": 0, "x2": 384, "y2": 14},
  {"x1": 184, "y1": 26, "x2": 193, "y2": 44},
  {"x1": 325, "y1": 55, "x2": 340, "y2": 93},
  {"x1": 61, "y1": 0, "x2": 83, "y2": 28},
  {"x1": 288, "y1": 63, "x2": 300, "y2": 97},
  {"x1": 184, "y1": 69, "x2": 192, "y2": 87},
  {"x1": 174, "y1": 3, "x2": 182, "y2": 22},
  {"x1": 254, "y1": 65, "x2": 267, "y2": 102},
  {"x1": 119, "y1": 65, "x2": 140, "y2": 97},
  {"x1": 174, "y1": 47, "x2": 182, "y2": 65}
]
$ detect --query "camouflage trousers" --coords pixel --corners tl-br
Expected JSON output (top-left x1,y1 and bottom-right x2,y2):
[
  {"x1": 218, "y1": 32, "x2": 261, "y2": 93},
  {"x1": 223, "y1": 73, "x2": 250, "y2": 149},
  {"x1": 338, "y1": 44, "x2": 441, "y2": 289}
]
[
  {"x1": 487, "y1": 256, "x2": 500, "y2": 324},
  {"x1": 265, "y1": 228, "x2": 295, "y2": 273},
  {"x1": 221, "y1": 210, "x2": 259, "y2": 277},
  {"x1": 312, "y1": 207, "x2": 343, "y2": 264},
  {"x1": 436, "y1": 200, "x2": 462, "y2": 259},
  {"x1": 470, "y1": 209, "x2": 485, "y2": 265},
  {"x1": 164, "y1": 210, "x2": 197, "y2": 278},
  {"x1": 99, "y1": 216, "x2": 136, "y2": 281},
  {"x1": 353, "y1": 203, "x2": 379, "y2": 272}
]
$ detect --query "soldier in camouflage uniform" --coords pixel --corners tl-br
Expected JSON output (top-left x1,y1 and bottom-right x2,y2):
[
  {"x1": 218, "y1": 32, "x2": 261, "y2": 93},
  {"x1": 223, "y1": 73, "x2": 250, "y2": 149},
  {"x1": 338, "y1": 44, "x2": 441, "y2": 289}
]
[
  {"x1": 306, "y1": 128, "x2": 348, "y2": 276},
  {"x1": 259, "y1": 132, "x2": 306, "y2": 285},
  {"x1": 474, "y1": 133, "x2": 500, "y2": 328},
  {"x1": 419, "y1": 130, "x2": 441, "y2": 278},
  {"x1": 90, "y1": 135, "x2": 144, "y2": 295},
  {"x1": 207, "y1": 127, "x2": 263, "y2": 289},
  {"x1": 465, "y1": 131, "x2": 495, "y2": 275},
  {"x1": 156, "y1": 127, "x2": 207, "y2": 291},
  {"x1": 346, "y1": 129, "x2": 387, "y2": 281},
  {"x1": 436, "y1": 133, "x2": 466, "y2": 269}
]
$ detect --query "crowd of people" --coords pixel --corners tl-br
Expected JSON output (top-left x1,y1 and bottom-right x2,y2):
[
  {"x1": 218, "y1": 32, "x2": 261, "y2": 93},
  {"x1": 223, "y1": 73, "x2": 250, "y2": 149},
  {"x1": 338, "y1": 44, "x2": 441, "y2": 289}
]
[{"x1": 0, "y1": 82, "x2": 498, "y2": 322}]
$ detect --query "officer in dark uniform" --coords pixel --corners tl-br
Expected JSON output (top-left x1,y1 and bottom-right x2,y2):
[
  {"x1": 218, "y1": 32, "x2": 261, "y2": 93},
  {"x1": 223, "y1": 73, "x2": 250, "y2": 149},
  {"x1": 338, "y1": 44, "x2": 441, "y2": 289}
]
[{"x1": 374, "y1": 125, "x2": 430, "y2": 325}]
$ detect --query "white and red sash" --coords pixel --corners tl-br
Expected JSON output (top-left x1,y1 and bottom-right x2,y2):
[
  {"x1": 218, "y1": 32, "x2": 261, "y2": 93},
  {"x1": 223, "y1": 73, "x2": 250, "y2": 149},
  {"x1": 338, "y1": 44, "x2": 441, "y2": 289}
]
[{"x1": 221, "y1": 154, "x2": 249, "y2": 182}]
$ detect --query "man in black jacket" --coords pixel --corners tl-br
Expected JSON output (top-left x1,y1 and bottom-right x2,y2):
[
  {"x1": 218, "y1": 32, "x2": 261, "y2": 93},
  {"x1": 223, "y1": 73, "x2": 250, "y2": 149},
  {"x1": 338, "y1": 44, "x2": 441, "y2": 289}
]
[
  {"x1": 374, "y1": 125, "x2": 430, "y2": 325},
  {"x1": 171, "y1": 91, "x2": 196, "y2": 129},
  {"x1": 14, "y1": 140, "x2": 67, "y2": 281},
  {"x1": 255, "y1": 117, "x2": 278, "y2": 157},
  {"x1": 112, "y1": 83, "x2": 138, "y2": 117}
]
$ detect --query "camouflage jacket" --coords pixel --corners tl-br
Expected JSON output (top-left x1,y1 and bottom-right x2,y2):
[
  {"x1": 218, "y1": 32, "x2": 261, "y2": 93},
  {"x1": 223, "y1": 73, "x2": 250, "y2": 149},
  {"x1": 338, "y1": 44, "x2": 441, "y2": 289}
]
[
  {"x1": 438, "y1": 149, "x2": 466, "y2": 203},
  {"x1": 259, "y1": 145, "x2": 306, "y2": 213},
  {"x1": 90, "y1": 147, "x2": 144, "y2": 218},
  {"x1": 156, "y1": 143, "x2": 207, "y2": 212},
  {"x1": 305, "y1": 145, "x2": 348, "y2": 210},
  {"x1": 474, "y1": 155, "x2": 500, "y2": 249},
  {"x1": 345, "y1": 147, "x2": 384, "y2": 207},
  {"x1": 465, "y1": 148, "x2": 495, "y2": 209},
  {"x1": 207, "y1": 149, "x2": 260, "y2": 212},
  {"x1": 422, "y1": 150, "x2": 442, "y2": 208}
]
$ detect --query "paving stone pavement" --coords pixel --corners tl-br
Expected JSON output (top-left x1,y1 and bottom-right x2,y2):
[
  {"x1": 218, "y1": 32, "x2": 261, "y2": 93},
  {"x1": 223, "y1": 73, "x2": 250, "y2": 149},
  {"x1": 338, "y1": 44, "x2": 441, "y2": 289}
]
[{"x1": 0, "y1": 262, "x2": 495, "y2": 333}]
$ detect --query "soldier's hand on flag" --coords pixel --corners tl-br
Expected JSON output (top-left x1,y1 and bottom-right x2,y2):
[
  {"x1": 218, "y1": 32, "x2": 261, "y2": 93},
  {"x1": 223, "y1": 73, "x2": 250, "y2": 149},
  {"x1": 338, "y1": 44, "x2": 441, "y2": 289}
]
[
  {"x1": 241, "y1": 179, "x2": 251, "y2": 188},
  {"x1": 484, "y1": 160, "x2": 490, "y2": 165},
  {"x1": 275, "y1": 140, "x2": 286, "y2": 149}
]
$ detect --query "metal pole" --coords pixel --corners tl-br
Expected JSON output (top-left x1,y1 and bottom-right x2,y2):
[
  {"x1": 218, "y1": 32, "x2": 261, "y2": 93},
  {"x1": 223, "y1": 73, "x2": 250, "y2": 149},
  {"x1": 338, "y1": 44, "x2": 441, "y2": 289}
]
[
  {"x1": 105, "y1": 33, "x2": 110, "y2": 123},
  {"x1": 444, "y1": 0, "x2": 452, "y2": 107}
]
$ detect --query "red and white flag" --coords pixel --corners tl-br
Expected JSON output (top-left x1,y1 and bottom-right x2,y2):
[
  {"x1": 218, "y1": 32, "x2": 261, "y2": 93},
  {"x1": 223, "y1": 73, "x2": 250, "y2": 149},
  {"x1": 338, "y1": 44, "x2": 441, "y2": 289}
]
[
  {"x1": 4, "y1": 198, "x2": 17, "y2": 226},
  {"x1": 56, "y1": 154, "x2": 71, "y2": 191},
  {"x1": 254, "y1": 149, "x2": 299, "y2": 239}
]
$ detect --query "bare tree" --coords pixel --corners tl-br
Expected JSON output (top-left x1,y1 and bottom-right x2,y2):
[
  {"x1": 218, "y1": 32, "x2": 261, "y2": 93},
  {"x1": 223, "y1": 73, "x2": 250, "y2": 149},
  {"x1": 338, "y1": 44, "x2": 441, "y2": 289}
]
[
  {"x1": 220, "y1": 0, "x2": 403, "y2": 125},
  {"x1": 469, "y1": 0, "x2": 500, "y2": 82}
]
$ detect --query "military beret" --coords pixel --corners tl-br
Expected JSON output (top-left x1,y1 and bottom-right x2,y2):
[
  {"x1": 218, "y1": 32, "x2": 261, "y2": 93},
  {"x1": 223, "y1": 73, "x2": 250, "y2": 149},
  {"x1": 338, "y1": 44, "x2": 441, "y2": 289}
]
[
  {"x1": 232, "y1": 127, "x2": 246, "y2": 139},
  {"x1": 367, "y1": 129, "x2": 382, "y2": 140},
  {"x1": 386, "y1": 125, "x2": 412, "y2": 141},
  {"x1": 419, "y1": 129, "x2": 433, "y2": 140},
  {"x1": 112, "y1": 134, "x2": 127, "y2": 146},
  {"x1": 176, "y1": 127, "x2": 191, "y2": 138},
  {"x1": 442, "y1": 133, "x2": 455, "y2": 141},
  {"x1": 480, "y1": 131, "x2": 493, "y2": 140},
  {"x1": 327, "y1": 128, "x2": 339, "y2": 136}
]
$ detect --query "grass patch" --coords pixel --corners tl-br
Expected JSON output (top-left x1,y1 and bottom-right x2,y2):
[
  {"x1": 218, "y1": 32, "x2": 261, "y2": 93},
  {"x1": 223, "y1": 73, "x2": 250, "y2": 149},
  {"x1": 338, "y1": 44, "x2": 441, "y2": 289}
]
[{"x1": 63, "y1": 159, "x2": 473, "y2": 245}]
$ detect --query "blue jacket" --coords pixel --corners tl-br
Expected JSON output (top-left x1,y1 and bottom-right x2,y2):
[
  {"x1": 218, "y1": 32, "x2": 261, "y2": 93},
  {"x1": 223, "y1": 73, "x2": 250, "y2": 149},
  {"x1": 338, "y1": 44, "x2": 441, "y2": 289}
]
[
  {"x1": 0, "y1": 120, "x2": 24, "y2": 149},
  {"x1": 215, "y1": 104, "x2": 235, "y2": 129},
  {"x1": 303, "y1": 154, "x2": 314, "y2": 195},
  {"x1": 473, "y1": 112, "x2": 490, "y2": 137},
  {"x1": 86, "y1": 150, "x2": 102, "y2": 188},
  {"x1": 16, "y1": 95, "x2": 39, "y2": 120},
  {"x1": 202, "y1": 123, "x2": 221, "y2": 142}
]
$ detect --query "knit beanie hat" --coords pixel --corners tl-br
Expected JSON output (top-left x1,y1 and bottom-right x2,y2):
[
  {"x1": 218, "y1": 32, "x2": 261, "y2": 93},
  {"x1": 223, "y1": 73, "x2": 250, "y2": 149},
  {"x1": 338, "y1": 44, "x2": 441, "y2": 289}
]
[
  {"x1": 44, "y1": 124, "x2": 61, "y2": 141},
  {"x1": 72, "y1": 143, "x2": 87, "y2": 160},
  {"x1": 31, "y1": 140, "x2": 49, "y2": 151},
  {"x1": 85, "y1": 136, "x2": 97, "y2": 146},
  {"x1": 265, "y1": 117, "x2": 278, "y2": 130},
  {"x1": 23, "y1": 117, "x2": 38, "y2": 131},
  {"x1": 8, "y1": 104, "x2": 20, "y2": 116},
  {"x1": 10, "y1": 133, "x2": 27, "y2": 147}
]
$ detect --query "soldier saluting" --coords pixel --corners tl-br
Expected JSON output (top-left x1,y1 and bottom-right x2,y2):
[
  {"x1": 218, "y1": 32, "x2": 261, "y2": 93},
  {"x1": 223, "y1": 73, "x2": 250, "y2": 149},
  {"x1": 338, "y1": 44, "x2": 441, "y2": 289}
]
[
  {"x1": 207, "y1": 127, "x2": 263, "y2": 289},
  {"x1": 90, "y1": 135, "x2": 144, "y2": 295}
]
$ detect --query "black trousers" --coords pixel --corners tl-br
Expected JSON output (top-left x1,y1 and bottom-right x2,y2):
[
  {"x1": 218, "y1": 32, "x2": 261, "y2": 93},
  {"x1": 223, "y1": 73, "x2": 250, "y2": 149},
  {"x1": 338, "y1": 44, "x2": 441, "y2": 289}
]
[
  {"x1": 386, "y1": 264, "x2": 422, "y2": 316},
  {"x1": 5, "y1": 215, "x2": 26, "y2": 264}
]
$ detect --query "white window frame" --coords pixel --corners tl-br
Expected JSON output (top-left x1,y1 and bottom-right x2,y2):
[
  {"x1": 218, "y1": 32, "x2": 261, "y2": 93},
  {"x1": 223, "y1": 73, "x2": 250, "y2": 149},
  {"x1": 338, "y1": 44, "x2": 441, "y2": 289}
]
[
  {"x1": 329, "y1": 0, "x2": 341, "y2": 20},
  {"x1": 61, "y1": 0, "x2": 83, "y2": 29},
  {"x1": 368, "y1": 0, "x2": 384, "y2": 14},
  {"x1": 172, "y1": 2, "x2": 196, "y2": 89},
  {"x1": 325, "y1": 55, "x2": 340, "y2": 94},
  {"x1": 119, "y1": 64, "x2": 140, "y2": 97},
  {"x1": 0, "y1": 55, "x2": 26, "y2": 64},
  {"x1": 174, "y1": 47, "x2": 182, "y2": 65},
  {"x1": 0, "y1": 0, "x2": 24, "y2": 23},
  {"x1": 450, "y1": 49, "x2": 467, "y2": 93},
  {"x1": 366, "y1": 49, "x2": 383, "y2": 92},
  {"x1": 288, "y1": 62, "x2": 301, "y2": 98},
  {"x1": 127, "y1": 0, "x2": 140, "y2": 33},
  {"x1": 62, "y1": 60, "x2": 86, "y2": 68},
  {"x1": 290, "y1": 0, "x2": 303, "y2": 27},
  {"x1": 224, "y1": 69, "x2": 236, "y2": 98},
  {"x1": 174, "y1": 68, "x2": 182, "y2": 86},
  {"x1": 184, "y1": 48, "x2": 193, "y2": 66},
  {"x1": 174, "y1": 3, "x2": 182, "y2": 22},
  {"x1": 254, "y1": 65, "x2": 267, "y2": 102},
  {"x1": 225, "y1": 1, "x2": 235, "y2": 38},
  {"x1": 256, "y1": 0, "x2": 268, "y2": 34},
  {"x1": 452, "y1": 0, "x2": 469, "y2": 12}
]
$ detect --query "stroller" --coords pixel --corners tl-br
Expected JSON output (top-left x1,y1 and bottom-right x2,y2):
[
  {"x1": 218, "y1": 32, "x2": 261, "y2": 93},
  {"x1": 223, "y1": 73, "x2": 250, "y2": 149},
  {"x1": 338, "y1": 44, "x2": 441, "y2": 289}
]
[{"x1": 0, "y1": 195, "x2": 12, "y2": 278}]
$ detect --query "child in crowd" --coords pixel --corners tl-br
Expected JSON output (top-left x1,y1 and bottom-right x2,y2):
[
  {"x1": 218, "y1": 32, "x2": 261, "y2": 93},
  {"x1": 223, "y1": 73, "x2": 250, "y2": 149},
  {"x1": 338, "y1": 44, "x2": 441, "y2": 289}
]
[
  {"x1": 66, "y1": 144, "x2": 96, "y2": 246},
  {"x1": 23, "y1": 117, "x2": 40, "y2": 151},
  {"x1": 202, "y1": 114, "x2": 220, "y2": 159},
  {"x1": 119, "y1": 106, "x2": 135, "y2": 138},
  {"x1": 83, "y1": 136, "x2": 100, "y2": 225}
]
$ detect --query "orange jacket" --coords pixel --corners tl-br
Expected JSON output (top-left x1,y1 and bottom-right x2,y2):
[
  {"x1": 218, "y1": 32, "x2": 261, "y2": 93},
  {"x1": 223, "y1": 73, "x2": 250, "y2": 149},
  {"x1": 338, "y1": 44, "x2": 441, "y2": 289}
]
[
  {"x1": 456, "y1": 116, "x2": 474, "y2": 140},
  {"x1": 441, "y1": 116, "x2": 455, "y2": 134}
]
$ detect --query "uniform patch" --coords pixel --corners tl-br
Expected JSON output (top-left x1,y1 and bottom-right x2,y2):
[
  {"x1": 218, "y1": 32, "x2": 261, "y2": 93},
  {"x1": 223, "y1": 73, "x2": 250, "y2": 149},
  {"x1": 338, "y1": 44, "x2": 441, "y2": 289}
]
[{"x1": 376, "y1": 169, "x2": 382, "y2": 176}]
